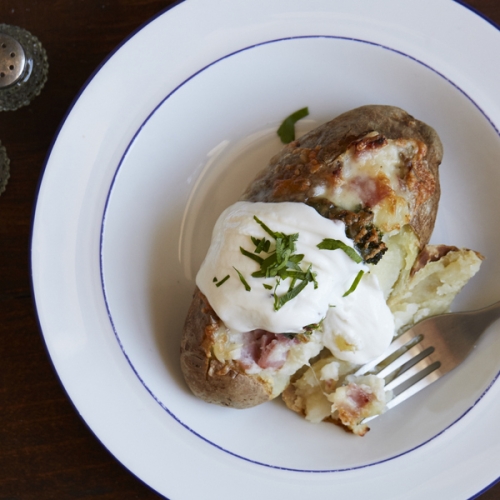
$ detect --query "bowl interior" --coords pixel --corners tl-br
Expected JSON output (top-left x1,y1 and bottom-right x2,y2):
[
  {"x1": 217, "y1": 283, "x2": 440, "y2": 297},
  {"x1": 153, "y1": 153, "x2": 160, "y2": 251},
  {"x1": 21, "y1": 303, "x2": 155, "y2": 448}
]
[{"x1": 101, "y1": 36, "x2": 500, "y2": 471}]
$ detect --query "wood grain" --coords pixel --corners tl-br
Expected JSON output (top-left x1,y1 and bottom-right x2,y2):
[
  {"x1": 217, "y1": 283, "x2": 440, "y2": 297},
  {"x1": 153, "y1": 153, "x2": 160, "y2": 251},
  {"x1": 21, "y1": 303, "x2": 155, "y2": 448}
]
[{"x1": 0, "y1": 1, "x2": 499, "y2": 498}]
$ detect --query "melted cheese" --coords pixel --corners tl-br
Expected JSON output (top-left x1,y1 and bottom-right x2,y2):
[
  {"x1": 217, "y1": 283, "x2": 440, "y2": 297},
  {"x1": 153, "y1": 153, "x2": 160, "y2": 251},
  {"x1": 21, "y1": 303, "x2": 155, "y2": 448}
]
[{"x1": 327, "y1": 137, "x2": 418, "y2": 235}]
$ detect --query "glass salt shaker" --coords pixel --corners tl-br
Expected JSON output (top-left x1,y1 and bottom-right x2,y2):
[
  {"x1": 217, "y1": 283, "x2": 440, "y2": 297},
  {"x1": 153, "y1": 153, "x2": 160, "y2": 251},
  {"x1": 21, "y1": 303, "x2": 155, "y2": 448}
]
[{"x1": 0, "y1": 24, "x2": 48, "y2": 111}]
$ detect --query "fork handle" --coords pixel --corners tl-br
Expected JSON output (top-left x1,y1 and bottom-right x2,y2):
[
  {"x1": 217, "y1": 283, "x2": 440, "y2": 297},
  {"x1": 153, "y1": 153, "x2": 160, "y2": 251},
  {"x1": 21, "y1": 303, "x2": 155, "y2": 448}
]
[{"x1": 466, "y1": 300, "x2": 500, "y2": 331}]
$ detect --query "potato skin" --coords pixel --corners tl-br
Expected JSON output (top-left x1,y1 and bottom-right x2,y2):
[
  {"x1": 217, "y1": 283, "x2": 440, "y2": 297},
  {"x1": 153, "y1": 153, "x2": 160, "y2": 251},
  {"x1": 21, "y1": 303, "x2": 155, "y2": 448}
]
[
  {"x1": 180, "y1": 105, "x2": 443, "y2": 408},
  {"x1": 180, "y1": 288, "x2": 273, "y2": 409},
  {"x1": 243, "y1": 105, "x2": 442, "y2": 247}
]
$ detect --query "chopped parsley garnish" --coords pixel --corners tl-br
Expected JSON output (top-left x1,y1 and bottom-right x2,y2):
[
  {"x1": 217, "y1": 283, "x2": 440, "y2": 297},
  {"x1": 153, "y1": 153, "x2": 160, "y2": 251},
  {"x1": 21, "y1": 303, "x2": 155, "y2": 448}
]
[
  {"x1": 343, "y1": 270, "x2": 365, "y2": 297},
  {"x1": 277, "y1": 107, "x2": 309, "y2": 144},
  {"x1": 240, "y1": 247, "x2": 264, "y2": 265},
  {"x1": 317, "y1": 238, "x2": 363, "y2": 263},
  {"x1": 251, "y1": 236, "x2": 271, "y2": 254},
  {"x1": 304, "y1": 322, "x2": 321, "y2": 332},
  {"x1": 233, "y1": 267, "x2": 251, "y2": 292},
  {"x1": 317, "y1": 238, "x2": 364, "y2": 295},
  {"x1": 253, "y1": 215, "x2": 279, "y2": 239},
  {"x1": 273, "y1": 266, "x2": 316, "y2": 310},
  {"x1": 215, "y1": 275, "x2": 230, "y2": 287},
  {"x1": 239, "y1": 216, "x2": 317, "y2": 310}
]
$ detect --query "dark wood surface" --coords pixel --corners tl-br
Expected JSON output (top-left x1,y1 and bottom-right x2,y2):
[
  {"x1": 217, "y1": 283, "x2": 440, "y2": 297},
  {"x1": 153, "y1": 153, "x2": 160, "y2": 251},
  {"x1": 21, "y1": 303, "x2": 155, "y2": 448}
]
[{"x1": 1, "y1": 1, "x2": 499, "y2": 499}]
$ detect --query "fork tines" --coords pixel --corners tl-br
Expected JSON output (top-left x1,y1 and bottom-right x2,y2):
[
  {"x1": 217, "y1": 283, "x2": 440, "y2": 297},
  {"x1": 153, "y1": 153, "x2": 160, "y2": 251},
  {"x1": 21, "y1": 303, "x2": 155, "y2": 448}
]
[{"x1": 354, "y1": 328, "x2": 443, "y2": 412}]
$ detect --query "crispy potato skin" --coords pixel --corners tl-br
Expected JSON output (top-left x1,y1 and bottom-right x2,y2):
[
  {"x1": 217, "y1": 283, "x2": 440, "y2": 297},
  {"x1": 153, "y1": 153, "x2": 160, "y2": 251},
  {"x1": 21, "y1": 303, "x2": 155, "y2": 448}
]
[
  {"x1": 243, "y1": 105, "x2": 442, "y2": 247},
  {"x1": 180, "y1": 288, "x2": 272, "y2": 409},
  {"x1": 180, "y1": 105, "x2": 442, "y2": 408}
]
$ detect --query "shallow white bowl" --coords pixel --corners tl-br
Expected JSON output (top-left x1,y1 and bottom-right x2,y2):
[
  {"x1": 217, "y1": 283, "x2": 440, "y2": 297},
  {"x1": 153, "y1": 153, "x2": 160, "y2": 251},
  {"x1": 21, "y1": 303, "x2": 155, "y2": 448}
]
[{"x1": 32, "y1": 1, "x2": 500, "y2": 498}]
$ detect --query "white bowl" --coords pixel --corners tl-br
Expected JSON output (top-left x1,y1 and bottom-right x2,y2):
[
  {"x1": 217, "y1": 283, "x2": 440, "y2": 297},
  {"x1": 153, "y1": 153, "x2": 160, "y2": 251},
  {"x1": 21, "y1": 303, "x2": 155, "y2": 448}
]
[{"x1": 32, "y1": 1, "x2": 500, "y2": 498}]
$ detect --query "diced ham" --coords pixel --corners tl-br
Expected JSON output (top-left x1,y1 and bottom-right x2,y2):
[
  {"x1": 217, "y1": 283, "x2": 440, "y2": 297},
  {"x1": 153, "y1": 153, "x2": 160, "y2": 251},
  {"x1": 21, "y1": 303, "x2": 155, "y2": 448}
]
[
  {"x1": 349, "y1": 174, "x2": 392, "y2": 207},
  {"x1": 239, "y1": 330, "x2": 296, "y2": 370},
  {"x1": 346, "y1": 383, "x2": 372, "y2": 409}
]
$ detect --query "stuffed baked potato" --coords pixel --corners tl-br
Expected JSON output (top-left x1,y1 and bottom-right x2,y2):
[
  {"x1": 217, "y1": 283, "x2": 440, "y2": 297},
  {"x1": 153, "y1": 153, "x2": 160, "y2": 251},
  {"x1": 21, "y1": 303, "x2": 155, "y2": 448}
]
[{"x1": 180, "y1": 105, "x2": 482, "y2": 423}]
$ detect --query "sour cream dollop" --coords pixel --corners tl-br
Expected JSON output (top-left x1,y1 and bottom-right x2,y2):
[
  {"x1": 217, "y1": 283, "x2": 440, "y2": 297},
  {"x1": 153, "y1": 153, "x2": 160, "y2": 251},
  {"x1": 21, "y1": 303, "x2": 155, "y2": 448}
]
[
  {"x1": 196, "y1": 201, "x2": 394, "y2": 363},
  {"x1": 323, "y1": 272, "x2": 395, "y2": 364}
]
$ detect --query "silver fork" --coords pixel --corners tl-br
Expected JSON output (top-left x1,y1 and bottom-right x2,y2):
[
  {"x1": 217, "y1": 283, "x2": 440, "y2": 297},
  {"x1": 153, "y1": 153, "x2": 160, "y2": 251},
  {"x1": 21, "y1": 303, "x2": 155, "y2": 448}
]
[{"x1": 354, "y1": 301, "x2": 500, "y2": 419}]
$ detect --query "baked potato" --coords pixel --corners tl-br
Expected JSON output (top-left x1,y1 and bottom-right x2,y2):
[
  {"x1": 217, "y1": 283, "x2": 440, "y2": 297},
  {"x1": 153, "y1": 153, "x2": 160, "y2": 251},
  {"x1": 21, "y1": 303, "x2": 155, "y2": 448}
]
[
  {"x1": 243, "y1": 104, "x2": 442, "y2": 249},
  {"x1": 180, "y1": 105, "x2": 483, "y2": 418}
]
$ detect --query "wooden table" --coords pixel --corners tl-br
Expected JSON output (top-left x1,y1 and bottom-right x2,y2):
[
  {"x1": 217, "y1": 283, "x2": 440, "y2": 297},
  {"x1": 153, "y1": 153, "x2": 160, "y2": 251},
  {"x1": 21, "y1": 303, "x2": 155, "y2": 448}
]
[{"x1": 1, "y1": 1, "x2": 499, "y2": 498}]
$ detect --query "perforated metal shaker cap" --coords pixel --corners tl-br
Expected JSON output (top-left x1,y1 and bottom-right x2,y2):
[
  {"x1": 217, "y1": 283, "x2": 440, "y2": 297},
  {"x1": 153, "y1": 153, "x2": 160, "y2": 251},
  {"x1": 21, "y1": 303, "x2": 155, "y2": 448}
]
[
  {"x1": 0, "y1": 24, "x2": 48, "y2": 111},
  {"x1": 0, "y1": 33, "x2": 26, "y2": 87}
]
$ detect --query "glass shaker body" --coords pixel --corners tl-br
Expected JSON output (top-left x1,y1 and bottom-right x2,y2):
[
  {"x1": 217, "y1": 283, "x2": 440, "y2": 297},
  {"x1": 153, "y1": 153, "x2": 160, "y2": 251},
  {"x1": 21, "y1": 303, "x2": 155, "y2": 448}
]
[
  {"x1": 0, "y1": 141, "x2": 9, "y2": 195},
  {"x1": 0, "y1": 24, "x2": 48, "y2": 111}
]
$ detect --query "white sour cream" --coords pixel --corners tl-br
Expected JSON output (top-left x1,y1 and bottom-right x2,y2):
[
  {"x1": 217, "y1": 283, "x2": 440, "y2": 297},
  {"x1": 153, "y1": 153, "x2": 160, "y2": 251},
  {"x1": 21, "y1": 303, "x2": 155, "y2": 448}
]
[
  {"x1": 323, "y1": 272, "x2": 395, "y2": 364},
  {"x1": 196, "y1": 201, "x2": 394, "y2": 362}
]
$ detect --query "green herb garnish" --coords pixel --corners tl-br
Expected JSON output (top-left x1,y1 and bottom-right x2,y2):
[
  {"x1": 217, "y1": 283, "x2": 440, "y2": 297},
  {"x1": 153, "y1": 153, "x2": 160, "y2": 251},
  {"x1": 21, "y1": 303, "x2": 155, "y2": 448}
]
[
  {"x1": 240, "y1": 247, "x2": 264, "y2": 265},
  {"x1": 277, "y1": 107, "x2": 309, "y2": 144},
  {"x1": 215, "y1": 275, "x2": 230, "y2": 287},
  {"x1": 273, "y1": 266, "x2": 316, "y2": 310},
  {"x1": 317, "y1": 238, "x2": 363, "y2": 263},
  {"x1": 251, "y1": 236, "x2": 271, "y2": 254},
  {"x1": 239, "y1": 218, "x2": 317, "y2": 311},
  {"x1": 253, "y1": 215, "x2": 278, "y2": 239},
  {"x1": 233, "y1": 267, "x2": 251, "y2": 291},
  {"x1": 343, "y1": 270, "x2": 365, "y2": 297},
  {"x1": 304, "y1": 321, "x2": 321, "y2": 332},
  {"x1": 281, "y1": 320, "x2": 322, "y2": 339}
]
